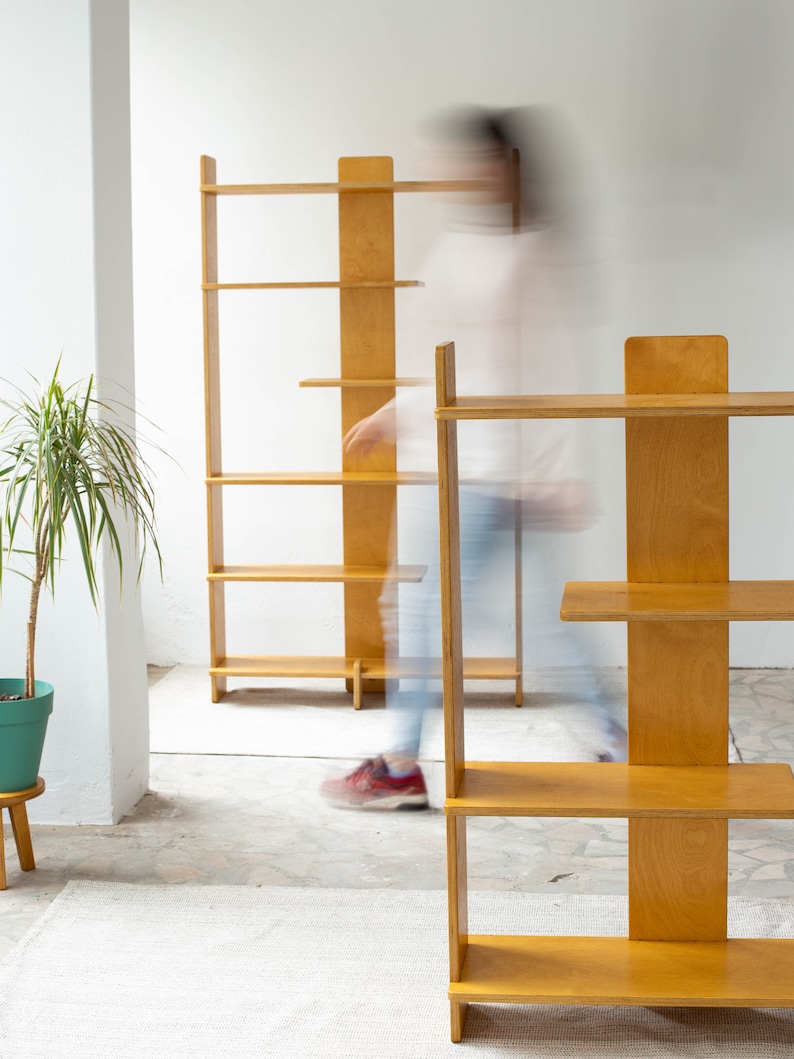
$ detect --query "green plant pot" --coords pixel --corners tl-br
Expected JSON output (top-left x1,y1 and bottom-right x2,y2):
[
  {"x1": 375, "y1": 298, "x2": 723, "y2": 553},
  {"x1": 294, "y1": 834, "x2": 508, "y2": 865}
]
[{"x1": 0, "y1": 679, "x2": 54, "y2": 793}]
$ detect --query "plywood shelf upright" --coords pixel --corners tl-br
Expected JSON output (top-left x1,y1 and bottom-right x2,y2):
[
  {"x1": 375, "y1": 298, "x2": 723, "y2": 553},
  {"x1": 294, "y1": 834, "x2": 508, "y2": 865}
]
[
  {"x1": 200, "y1": 156, "x2": 522, "y2": 705},
  {"x1": 435, "y1": 334, "x2": 794, "y2": 1041}
]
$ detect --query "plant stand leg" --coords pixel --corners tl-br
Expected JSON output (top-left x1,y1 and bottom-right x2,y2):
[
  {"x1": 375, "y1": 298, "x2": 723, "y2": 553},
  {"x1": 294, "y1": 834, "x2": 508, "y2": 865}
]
[
  {"x1": 9, "y1": 804, "x2": 35, "y2": 872},
  {"x1": 0, "y1": 810, "x2": 6, "y2": 890}
]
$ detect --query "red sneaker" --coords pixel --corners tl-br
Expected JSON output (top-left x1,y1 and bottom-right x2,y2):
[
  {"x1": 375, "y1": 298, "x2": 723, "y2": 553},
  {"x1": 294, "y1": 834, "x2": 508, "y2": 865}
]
[{"x1": 321, "y1": 756, "x2": 429, "y2": 810}]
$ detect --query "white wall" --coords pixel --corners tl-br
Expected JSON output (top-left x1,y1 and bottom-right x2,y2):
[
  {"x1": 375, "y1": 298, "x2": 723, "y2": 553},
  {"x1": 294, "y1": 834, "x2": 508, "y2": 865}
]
[
  {"x1": 130, "y1": 0, "x2": 794, "y2": 676},
  {"x1": 0, "y1": 0, "x2": 147, "y2": 823}
]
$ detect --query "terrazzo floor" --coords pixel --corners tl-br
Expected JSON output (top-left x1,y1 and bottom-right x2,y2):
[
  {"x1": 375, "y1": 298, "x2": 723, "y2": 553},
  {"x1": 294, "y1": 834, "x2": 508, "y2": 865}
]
[{"x1": 2, "y1": 666, "x2": 794, "y2": 958}]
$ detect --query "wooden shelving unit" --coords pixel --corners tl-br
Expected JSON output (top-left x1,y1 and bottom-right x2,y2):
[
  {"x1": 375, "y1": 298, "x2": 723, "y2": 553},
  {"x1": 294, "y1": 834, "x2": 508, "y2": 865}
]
[
  {"x1": 435, "y1": 334, "x2": 794, "y2": 1041},
  {"x1": 200, "y1": 156, "x2": 522, "y2": 705}
]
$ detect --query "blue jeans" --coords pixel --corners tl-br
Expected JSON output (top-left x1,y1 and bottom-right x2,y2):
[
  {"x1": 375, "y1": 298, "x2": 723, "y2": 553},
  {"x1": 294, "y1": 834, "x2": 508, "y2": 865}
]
[{"x1": 380, "y1": 485, "x2": 617, "y2": 760}]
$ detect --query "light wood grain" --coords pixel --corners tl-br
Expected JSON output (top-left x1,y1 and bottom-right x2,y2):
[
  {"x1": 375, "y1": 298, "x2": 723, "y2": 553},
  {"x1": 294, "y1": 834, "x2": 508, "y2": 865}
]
[
  {"x1": 436, "y1": 343, "x2": 466, "y2": 796},
  {"x1": 8, "y1": 804, "x2": 36, "y2": 872},
  {"x1": 201, "y1": 280, "x2": 420, "y2": 290},
  {"x1": 629, "y1": 818, "x2": 727, "y2": 940},
  {"x1": 625, "y1": 335, "x2": 728, "y2": 393},
  {"x1": 209, "y1": 655, "x2": 519, "y2": 683},
  {"x1": 200, "y1": 156, "x2": 227, "y2": 702},
  {"x1": 299, "y1": 377, "x2": 429, "y2": 388},
  {"x1": 199, "y1": 179, "x2": 494, "y2": 196},
  {"x1": 339, "y1": 158, "x2": 398, "y2": 684},
  {"x1": 628, "y1": 622, "x2": 729, "y2": 765},
  {"x1": 449, "y1": 936, "x2": 794, "y2": 1006},
  {"x1": 624, "y1": 336, "x2": 730, "y2": 942},
  {"x1": 562, "y1": 580, "x2": 794, "y2": 620},
  {"x1": 210, "y1": 656, "x2": 359, "y2": 679},
  {"x1": 447, "y1": 816, "x2": 469, "y2": 1020},
  {"x1": 206, "y1": 564, "x2": 426, "y2": 583},
  {"x1": 205, "y1": 471, "x2": 436, "y2": 485},
  {"x1": 626, "y1": 419, "x2": 728, "y2": 582},
  {"x1": 0, "y1": 778, "x2": 45, "y2": 889},
  {"x1": 444, "y1": 761, "x2": 794, "y2": 817},
  {"x1": 434, "y1": 391, "x2": 794, "y2": 419},
  {"x1": 360, "y1": 656, "x2": 519, "y2": 681}
]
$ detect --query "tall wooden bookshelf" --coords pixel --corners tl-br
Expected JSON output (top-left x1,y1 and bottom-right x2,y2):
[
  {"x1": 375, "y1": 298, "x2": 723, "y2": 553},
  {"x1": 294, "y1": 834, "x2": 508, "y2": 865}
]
[
  {"x1": 200, "y1": 156, "x2": 523, "y2": 705},
  {"x1": 436, "y1": 334, "x2": 794, "y2": 1041}
]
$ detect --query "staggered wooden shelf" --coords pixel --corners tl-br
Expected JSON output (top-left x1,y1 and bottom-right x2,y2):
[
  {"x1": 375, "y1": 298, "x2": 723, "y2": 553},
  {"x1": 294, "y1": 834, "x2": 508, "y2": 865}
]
[
  {"x1": 435, "y1": 334, "x2": 794, "y2": 1041},
  {"x1": 200, "y1": 156, "x2": 522, "y2": 704}
]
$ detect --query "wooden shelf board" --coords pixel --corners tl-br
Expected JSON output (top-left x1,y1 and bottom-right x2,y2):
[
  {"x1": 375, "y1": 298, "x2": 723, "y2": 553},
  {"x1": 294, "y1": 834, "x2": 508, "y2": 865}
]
[
  {"x1": 450, "y1": 936, "x2": 794, "y2": 1006},
  {"x1": 436, "y1": 392, "x2": 794, "y2": 420},
  {"x1": 200, "y1": 179, "x2": 493, "y2": 196},
  {"x1": 207, "y1": 563, "x2": 426, "y2": 583},
  {"x1": 201, "y1": 281, "x2": 420, "y2": 290},
  {"x1": 361, "y1": 657, "x2": 520, "y2": 680},
  {"x1": 299, "y1": 377, "x2": 429, "y2": 388},
  {"x1": 210, "y1": 655, "x2": 516, "y2": 681},
  {"x1": 562, "y1": 581, "x2": 794, "y2": 622},
  {"x1": 211, "y1": 656, "x2": 357, "y2": 680},
  {"x1": 206, "y1": 471, "x2": 436, "y2": 485},
  {"x1": 445, "y1": 762, "x2": 794, "y2": 818}
]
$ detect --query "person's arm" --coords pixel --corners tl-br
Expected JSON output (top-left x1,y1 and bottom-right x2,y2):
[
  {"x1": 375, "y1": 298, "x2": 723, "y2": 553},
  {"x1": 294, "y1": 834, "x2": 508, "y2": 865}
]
[{"x1": 342, "y1": 401, "x2": 397, "y2": 458}]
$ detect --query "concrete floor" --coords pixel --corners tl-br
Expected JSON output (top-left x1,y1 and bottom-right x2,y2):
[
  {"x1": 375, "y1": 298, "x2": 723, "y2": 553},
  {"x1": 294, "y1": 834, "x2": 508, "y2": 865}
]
[{"x1": 2, "y1": 666, "x2": 794, "y2": 960}]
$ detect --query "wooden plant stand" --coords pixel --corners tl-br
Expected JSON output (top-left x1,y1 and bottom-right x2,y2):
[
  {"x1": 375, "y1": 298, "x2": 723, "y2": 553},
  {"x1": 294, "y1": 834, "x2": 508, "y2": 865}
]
[
  {"x1": 435, "y1": 334, "x2": 794, "y2": 1041},
  {"x1": 0, "y1": 778, "x2": 45, "y2": 890}
]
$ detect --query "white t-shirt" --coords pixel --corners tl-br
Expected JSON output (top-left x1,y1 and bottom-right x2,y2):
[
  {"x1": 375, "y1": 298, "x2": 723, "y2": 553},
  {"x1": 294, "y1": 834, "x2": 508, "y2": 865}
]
[{"x1": 394, "y1": 220, "x2": 583, "y2": 489}]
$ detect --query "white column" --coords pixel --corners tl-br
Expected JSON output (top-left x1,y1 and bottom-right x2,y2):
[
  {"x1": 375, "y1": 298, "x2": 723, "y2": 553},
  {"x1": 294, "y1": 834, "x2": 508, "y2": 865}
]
[{"x1": 0, "y1": 0, "x2": 147, "y2": 823}]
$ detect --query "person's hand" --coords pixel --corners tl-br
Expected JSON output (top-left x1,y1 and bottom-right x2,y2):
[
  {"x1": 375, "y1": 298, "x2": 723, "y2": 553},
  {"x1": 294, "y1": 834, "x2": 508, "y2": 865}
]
[{"x1": 343, "y1": 404, "x2": 396, "y2": 459}]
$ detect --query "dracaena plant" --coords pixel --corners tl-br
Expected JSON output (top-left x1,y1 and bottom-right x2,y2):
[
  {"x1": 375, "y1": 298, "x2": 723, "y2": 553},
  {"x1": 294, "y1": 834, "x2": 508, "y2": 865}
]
[{"x1": 0, "y1": 360, "x2": 162, "y2": 698}]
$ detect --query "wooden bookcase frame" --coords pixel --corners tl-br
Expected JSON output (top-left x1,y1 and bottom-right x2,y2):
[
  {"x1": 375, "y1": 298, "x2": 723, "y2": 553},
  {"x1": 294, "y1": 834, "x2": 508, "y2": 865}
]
[
  {"x1": 436, "y1": 334, "x2": 794, "y2": 1041},
  {"x1": 200, "y1": 156, "x2": 523, "y2": 705}
]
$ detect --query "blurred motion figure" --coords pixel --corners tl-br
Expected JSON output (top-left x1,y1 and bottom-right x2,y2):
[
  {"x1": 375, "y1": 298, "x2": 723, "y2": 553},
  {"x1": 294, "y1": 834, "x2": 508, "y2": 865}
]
[{"x1": 322, "y1": 104, "x2": 625, "y2": 810}]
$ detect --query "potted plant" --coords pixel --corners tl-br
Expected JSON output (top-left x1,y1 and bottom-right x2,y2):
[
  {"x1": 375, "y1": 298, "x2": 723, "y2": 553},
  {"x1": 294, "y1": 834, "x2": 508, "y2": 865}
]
[{"x1": 0, "y1": 360, "x2": 162, "y2": 791}]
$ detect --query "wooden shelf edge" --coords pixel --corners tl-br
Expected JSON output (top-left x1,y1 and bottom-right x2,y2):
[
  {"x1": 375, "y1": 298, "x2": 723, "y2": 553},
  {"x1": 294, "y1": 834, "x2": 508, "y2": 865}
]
[
  {"x1": 210, "y1": 656, "x2": 357, "y2": 679},
  {"x1": 207, "y1": 564, "x2": 426, "y2": 583},
  {"x1": 562, "y1": 580, "x2": 794, "y2": 622},
  {"x1": 299, "y1": 377, "x2": 430, "y2": 388},
  {"x1": 200, "y1": 179, "x2": 493, "y2": 196},
  {"x1": 444, "y1": 761, "x2": 794, "y2": 818},
  {"x1": 363, "y1": 657, "x2": 519, "y2": 680},
  {"x1": 449, "y1": 936, "x2": 794, "y2": 1006},
  {"x1": 201, "y1": 281, "x2": 421, "y2": 290},
  {"x1": 209, "y1": 656, "x2": 519, "y2": 681},
  {"x1": 206, "y1": 471, "x2": 436, "y2": 485},
  {"x1": 435, "y1": 392, "x2": 794, "y2": 420}
]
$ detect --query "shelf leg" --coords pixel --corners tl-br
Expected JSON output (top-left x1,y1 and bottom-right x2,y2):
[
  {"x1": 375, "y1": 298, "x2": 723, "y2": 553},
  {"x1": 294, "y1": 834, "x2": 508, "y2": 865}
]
[
  {"x1": 450, "y1": 1001, "x2": 468, "y2": 1043},
  {"x1": 352, "y1": 658, "x2": 362, "y2": 710},
  {"x1": 447, "y1": 815, "x2": 469, "y2": 1040}
]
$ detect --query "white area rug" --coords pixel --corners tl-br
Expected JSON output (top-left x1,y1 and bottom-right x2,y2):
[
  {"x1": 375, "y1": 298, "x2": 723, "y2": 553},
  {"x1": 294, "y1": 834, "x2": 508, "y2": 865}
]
[{"x1": 1, "y1": 882, "x2": 793, "y2": 1058}]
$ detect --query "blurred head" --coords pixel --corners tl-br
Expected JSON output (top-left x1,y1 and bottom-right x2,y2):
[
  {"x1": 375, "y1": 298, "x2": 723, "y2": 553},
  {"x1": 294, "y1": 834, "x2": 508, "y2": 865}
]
[{"x1": 421, "y1": 104, "x2": 583, "y2": 231}]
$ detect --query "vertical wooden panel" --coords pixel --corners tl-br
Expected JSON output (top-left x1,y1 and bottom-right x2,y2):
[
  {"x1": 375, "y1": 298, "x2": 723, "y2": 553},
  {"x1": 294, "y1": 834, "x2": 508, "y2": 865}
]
[
  {"x1": 628, "y1": 621, "x2": 729, "y2": 764},
  {"x1": 629, "y1": 818, "x2": 728, "y2": 941},
  {"x1": 438, "y1": 343, "x2": 469, "y2": 1040},
  {"x1": 624, "y1": 335, "x2": 729, "y2": 942},
  {"x1": 201, "y1": 156, "x2": 226, "y2": 701},
  {"x1": 447, "y1": 815, "x2": 469, "y2": 1041},
  {"x1": 339, "y1": 158, "x2": 396, "y2": 680},
  {"x1": 436, "y1": 343, "x2": 465, "y2": 794}
]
